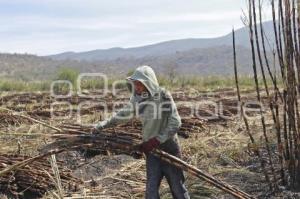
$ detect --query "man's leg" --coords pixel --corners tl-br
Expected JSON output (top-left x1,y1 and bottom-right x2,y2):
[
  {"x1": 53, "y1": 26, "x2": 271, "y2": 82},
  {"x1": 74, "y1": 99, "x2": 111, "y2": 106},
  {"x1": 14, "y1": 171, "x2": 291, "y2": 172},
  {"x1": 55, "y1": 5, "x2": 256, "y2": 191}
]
[
  {"x1": 159, "y1": 137, "x2": 190, "y2": 199},
  {"x1": 162, "y1": 163, "x2": 190, "y2": 199},
  {"x1": 145, "y1": 153, "x2": 164, "y2": 199}
]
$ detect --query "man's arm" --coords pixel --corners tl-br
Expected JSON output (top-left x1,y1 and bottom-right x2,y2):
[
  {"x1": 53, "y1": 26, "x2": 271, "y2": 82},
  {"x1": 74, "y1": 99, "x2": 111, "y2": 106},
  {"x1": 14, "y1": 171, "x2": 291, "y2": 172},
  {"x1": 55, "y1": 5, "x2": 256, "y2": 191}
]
[
  {"x1": 95, "y1": 97, "x2": 135, "y2": 130},
  {"x1": 156, "y1": 92, "x2": 182, "y2": 143}
]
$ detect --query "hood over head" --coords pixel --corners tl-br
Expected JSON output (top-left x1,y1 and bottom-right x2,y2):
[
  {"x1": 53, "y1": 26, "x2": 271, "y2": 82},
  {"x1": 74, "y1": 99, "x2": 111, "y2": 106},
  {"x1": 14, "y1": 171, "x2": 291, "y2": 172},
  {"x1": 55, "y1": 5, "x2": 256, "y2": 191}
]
[{"x1": 126, "y1": 66, "x2": 160, "y2": 96}]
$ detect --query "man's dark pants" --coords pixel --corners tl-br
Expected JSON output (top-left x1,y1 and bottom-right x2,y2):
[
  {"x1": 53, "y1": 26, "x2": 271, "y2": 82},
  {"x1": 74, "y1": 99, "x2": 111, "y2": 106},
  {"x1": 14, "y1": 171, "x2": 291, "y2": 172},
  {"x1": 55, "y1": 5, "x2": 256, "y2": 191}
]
[{"x1": 145, "y1": 137, "x2": 190, "y2": 199}]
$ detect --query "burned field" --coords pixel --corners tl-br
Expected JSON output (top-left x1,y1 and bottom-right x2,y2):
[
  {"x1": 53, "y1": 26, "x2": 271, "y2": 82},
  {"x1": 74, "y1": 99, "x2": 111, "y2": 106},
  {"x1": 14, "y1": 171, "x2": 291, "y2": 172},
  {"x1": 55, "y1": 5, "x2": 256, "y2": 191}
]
[{"x1": 0, "y1": 88, "x2": 290, "y2": 199}]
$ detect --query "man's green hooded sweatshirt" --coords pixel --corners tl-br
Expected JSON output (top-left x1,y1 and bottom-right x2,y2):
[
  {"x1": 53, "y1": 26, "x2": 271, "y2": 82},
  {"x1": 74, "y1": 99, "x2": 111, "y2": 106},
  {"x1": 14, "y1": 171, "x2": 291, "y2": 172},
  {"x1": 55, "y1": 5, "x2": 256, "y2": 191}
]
[{"x1": 99, "y1": 65, "x2": 181, "y2": 143}]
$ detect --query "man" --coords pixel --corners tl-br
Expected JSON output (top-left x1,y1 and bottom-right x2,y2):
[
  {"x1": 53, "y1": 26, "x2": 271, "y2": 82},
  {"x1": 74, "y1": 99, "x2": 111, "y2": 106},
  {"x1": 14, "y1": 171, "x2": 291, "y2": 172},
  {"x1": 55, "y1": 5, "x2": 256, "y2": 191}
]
[{"x1": 94, "y1": 66, "x2": 190, "y2": 199}]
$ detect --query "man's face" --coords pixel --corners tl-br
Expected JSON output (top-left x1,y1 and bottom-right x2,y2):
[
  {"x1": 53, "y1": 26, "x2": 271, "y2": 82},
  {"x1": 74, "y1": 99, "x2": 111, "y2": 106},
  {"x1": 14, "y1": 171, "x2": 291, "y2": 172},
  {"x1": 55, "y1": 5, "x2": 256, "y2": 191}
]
[{"x1": 133, "y1": 80, "x2": 147, "y2": 95}]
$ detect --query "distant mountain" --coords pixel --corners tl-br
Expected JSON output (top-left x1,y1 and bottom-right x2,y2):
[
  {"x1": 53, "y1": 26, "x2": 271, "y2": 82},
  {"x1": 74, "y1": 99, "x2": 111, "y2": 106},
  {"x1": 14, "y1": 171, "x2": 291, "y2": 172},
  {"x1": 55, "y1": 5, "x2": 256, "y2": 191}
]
[
  {"x1": 49, "y1": 21, "x2": 276, "y2": 61},
  {"x1": 91, "y1": 45, "x2": 259, "y2": 76},
  {"x1": 0, "y1": 21, "x2": 277, "y2": 80},
  {"x1": 0, "y1": 53, "x2": 84, "y2": 80}
]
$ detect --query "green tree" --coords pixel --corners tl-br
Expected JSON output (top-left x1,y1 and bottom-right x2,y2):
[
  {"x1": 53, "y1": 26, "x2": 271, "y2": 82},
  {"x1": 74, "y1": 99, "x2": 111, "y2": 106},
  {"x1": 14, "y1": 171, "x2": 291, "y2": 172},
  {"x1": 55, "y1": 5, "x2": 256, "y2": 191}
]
[
  {"x1": 54, "y1": 67, "x2": 79, "y2": 93},
  {"x1": 56, "y1": 67, "x2": 79, "y2": 86}
]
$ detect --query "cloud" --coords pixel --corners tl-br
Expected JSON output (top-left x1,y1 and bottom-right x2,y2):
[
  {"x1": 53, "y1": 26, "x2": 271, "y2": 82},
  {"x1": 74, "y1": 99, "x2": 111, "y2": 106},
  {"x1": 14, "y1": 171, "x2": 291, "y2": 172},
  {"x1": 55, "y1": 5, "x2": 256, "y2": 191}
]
[
  {"x1": 136, "y1": 11, "x2": 242, "y2": 24},
  {"x1": 0, "y1": 0, "x2": 273, "y2": 55}
]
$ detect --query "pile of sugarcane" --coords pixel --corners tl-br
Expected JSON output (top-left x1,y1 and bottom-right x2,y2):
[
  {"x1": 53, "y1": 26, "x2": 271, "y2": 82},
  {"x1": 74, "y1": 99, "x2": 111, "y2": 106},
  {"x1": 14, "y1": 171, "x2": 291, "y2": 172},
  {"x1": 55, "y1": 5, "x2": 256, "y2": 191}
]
[
  {"x1": 233, "y1": 0, "x2": 300, "y2": 192},
  {"x1": 1, "y1": 90, "x2": 244, "y2": 124},
  {"x1": 42, "y1": 125, "x2": 142, "y2": 158},
  {"x1": 0, "y1": 153, "x2": 81, "y2": 198},
  {"x1": 0, "y1": 93, "x2": 50, "y2": 106},
  {"x1": 38, "y1": 126, "x2": 253, "y2": 199},
  {"x1": 59, "y1": 117, "x2": 205, "y2": 140},
  {"x1": 0, "y1": 112, "x2": 32, "y2": 127},
  {"x1": 117, "y1": 117, "x2": 205, "y2": 137}
]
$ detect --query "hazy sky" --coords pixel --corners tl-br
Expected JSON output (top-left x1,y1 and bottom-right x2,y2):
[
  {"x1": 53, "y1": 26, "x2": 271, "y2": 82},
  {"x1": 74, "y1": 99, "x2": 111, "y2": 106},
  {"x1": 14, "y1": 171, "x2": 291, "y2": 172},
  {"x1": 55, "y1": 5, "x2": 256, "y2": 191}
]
[{"x1": 0, "y1": 0, "x2": 273, "y2": 55}]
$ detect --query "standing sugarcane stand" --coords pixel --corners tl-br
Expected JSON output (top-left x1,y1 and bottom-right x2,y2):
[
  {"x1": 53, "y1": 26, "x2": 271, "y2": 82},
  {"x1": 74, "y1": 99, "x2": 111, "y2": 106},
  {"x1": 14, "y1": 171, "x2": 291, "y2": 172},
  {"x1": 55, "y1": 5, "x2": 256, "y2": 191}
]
[{"x1": 94, "y1": 65, "x2": 190, "y2": 199}]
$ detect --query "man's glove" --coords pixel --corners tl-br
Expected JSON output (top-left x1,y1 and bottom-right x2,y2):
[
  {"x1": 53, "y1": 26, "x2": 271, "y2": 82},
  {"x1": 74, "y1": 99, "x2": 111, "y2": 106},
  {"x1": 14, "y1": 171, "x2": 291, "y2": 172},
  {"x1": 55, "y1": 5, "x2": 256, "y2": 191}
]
[
  {"x1": 92, "y1": 121, "x2": 108, "y2": 134},
  {"x1": 140, "y1": 137, "x2": 160, "y2": 154}
]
